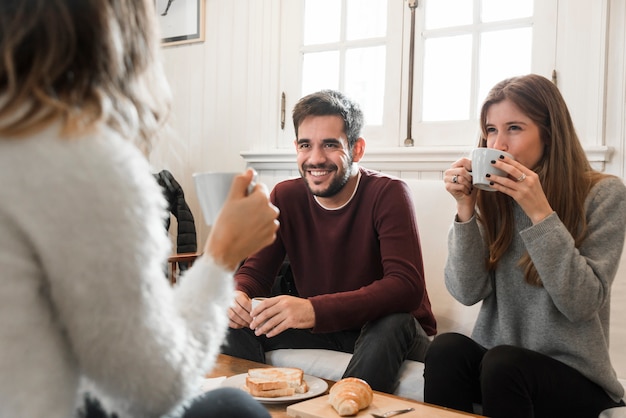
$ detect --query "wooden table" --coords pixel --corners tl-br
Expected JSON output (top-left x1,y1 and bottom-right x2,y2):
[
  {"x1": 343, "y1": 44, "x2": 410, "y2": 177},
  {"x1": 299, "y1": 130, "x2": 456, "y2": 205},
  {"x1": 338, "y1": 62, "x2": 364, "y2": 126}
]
[{"x1": 207, "y1": 354, "x2": 484, "y2": 418}]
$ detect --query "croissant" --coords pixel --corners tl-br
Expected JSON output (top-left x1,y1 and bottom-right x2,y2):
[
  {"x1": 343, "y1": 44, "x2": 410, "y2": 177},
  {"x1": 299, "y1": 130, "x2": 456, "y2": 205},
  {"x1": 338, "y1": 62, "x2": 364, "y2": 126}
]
[{"x1": 328, "y1": 377, "x2": 373, "y2": 416}]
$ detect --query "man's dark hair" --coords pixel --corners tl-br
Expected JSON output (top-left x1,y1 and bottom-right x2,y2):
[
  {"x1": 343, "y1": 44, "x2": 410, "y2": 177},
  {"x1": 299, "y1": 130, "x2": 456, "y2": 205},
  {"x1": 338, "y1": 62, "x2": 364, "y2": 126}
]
[{"x1": 292, "y1": 89, "x2": 364, "y2": 149}]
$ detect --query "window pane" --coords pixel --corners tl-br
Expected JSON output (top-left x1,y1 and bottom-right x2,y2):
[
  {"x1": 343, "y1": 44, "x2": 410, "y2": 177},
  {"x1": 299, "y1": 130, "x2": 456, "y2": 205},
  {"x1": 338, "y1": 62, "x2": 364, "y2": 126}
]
[
  {"x1": 302, "y1": 51, "x2": 340, "y2": 96},
  {"x1": 345, "y1": 46, "x2": 386, "y2": 125},
  {"x1": 347, "y1": 0, "x2": 387, "y2": 40},
  {"x1": 478, "y1": 27, "x2": 532, "y2": 108},
  {"x1": 425, "y1": 0, "x2": 472, "y2": 30},
  {"x1": 481, "y1": 0, "x2": 533, "y2": 22},
  {"x1": 422, "y1": 35, "x2": 472, "y2": 121},
  {"x1": 304, "y1": 0, "x2": 340, "y2": 44}
]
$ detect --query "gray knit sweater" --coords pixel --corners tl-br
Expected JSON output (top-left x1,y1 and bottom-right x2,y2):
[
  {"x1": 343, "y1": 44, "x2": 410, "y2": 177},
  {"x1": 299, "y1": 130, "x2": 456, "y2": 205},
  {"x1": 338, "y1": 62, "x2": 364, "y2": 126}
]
[{"x1": 445, "y1": 176, "x2": 626, "y2": 402}]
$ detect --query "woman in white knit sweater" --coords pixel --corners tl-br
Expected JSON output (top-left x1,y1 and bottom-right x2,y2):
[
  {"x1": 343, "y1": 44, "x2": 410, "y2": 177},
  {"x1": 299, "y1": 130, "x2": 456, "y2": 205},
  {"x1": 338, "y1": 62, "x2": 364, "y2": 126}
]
[{"x1": 0, "y1": 1, "x2": 279, "y2": 417}]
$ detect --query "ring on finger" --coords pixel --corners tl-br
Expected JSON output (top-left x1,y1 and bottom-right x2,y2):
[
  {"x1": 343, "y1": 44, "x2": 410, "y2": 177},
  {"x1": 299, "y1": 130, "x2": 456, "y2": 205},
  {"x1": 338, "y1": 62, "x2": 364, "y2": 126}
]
[
  {"x1": 517, "y1": 173, "x2": 527, "y2": 182},
  {"x1": 452, "y1": 174, "x2": 458, "y2": 184}
]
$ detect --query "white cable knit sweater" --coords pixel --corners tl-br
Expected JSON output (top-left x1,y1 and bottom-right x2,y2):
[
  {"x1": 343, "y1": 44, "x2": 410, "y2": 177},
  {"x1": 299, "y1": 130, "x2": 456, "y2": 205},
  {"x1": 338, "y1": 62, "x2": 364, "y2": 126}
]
[{"x1": 0, "y1": 124, "x2": 234, "y2": 418}]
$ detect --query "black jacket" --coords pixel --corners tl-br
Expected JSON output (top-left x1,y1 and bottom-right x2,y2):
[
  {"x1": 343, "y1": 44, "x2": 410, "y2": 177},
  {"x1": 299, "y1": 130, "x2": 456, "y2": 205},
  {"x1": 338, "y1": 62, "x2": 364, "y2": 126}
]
[{"x1": 153, "y1": 170, "x2": 197, "y2": 255}]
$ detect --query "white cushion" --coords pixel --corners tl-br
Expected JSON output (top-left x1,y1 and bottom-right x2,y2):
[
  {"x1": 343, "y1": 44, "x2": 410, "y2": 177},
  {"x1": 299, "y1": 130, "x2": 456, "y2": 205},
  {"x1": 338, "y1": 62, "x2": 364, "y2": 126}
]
[{"x1": 266, "y1": 349, "x2": 349, "y2": 383}]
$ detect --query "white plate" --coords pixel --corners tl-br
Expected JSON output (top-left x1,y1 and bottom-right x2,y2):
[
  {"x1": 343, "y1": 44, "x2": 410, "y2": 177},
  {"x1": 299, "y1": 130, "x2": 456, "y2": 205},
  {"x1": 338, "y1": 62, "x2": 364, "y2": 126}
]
[{"x1": 221, "y1": 373, "x2": 328, "y2": 404}]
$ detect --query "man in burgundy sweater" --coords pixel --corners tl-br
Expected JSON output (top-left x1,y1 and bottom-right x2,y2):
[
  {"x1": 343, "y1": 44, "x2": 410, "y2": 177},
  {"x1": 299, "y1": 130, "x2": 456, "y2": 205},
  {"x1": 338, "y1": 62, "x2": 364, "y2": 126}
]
[{"x1": 222, "y1": 89, "x2": 436, "y2": 393}]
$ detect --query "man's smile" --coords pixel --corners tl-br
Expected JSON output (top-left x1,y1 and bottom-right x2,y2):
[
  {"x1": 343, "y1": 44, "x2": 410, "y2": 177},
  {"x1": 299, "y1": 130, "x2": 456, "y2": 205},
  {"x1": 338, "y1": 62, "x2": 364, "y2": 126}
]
[{"x1": 309, "y1": 170, "x2": 331, "y2": 177}]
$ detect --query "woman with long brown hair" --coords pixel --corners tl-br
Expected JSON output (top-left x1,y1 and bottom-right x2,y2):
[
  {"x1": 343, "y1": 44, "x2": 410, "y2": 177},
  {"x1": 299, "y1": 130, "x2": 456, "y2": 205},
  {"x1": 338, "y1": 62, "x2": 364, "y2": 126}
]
[
  {"x1": 0, "y1": 1, "x2": 278, "y2": 417},
  {"x1": 424, "y1": 74, "x2": 626, "y2": 417}
]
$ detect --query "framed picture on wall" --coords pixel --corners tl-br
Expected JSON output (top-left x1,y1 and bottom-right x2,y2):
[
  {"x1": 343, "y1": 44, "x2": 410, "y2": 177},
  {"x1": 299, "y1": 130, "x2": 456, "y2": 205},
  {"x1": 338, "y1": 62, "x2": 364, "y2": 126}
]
[{"x1": 157, "y1": 0, "x2": 205, "y2": 47}]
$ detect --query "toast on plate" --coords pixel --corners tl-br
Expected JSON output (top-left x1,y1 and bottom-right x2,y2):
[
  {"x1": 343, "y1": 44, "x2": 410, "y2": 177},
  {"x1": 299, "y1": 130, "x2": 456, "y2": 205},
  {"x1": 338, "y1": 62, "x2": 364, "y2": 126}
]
[{"x1": 245, "y1": 367, "x2": 308, "y2": 397}]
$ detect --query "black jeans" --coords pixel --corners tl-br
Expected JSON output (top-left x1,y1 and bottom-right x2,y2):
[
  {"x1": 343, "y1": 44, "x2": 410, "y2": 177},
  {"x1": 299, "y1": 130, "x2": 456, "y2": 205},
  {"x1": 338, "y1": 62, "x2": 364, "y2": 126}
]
[
  {"x1": 221, "y1": 313, "x2": 430, "y2": 393},
  {"x1": 423, "y1": 333, "x2": 625, "y2": 418}
]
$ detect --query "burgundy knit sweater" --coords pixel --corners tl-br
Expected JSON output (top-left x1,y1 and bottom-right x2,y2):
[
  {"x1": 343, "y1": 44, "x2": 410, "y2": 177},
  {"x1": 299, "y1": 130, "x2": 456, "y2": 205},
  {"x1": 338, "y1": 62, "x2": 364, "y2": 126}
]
[{"x1": 235, "y1": 167, "x2": 436, "y2": 335}]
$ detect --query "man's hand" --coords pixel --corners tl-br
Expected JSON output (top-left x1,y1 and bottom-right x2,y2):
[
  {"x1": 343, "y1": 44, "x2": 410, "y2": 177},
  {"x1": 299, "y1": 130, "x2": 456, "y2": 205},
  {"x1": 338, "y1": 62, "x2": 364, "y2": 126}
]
[
  {"x1": 228, "y1": 290, "x2": 253, "y2": 329},
  {"x1": 249, "y1": 295, "x2": 315, "y2": 338}
]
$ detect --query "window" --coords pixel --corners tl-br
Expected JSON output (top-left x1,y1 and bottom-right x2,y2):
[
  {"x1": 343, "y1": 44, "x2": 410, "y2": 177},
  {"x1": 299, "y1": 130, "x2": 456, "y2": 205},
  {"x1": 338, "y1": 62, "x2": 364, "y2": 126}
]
[
  {"x1": 421, "y1": 1, "x2": 534, "y2": 121},
  {"x1": 302, "y1": 0, "x2": 390, "y2": 127},
  {"x1": 414, "y1": 0, "x2": 555, "y2": 146},
  {"x1": 279, "y1": 0, "x2": 557, "y2": 148},
  {"x1": 279, "y1": 0, "x2": 403, "y2": 147}
]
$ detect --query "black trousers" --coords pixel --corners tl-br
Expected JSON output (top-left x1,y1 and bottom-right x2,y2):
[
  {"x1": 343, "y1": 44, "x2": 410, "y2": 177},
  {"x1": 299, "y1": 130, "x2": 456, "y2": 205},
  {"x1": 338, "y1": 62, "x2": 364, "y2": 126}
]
[
  {"x1": 423, "y1": 333, "x2": 625, "y2": 418},
  {"x1": 221, "y1": 313, "x2": 430, "y2": 393}
]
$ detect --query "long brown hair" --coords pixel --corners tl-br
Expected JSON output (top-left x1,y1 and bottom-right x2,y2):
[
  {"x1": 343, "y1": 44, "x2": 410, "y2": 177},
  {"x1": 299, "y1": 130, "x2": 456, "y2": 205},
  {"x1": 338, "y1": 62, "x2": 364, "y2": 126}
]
[
  {"x1": 476, "y1": 74, "x2": 608, "y2": 286},
  {"x1": 0, "y1": 0, "x2": 170, "y2": 152}
]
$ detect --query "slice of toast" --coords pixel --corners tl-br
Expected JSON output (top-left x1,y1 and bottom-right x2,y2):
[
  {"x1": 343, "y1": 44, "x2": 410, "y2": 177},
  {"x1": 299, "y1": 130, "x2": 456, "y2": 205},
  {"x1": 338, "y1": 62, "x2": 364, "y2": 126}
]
[
  {"x1": 244, "y1": 385, "x2": 296, "y2": 398},
  {"x1": 294, "y1": 378, "x2": 309, "y2": 394},
  {"x1": 246, "y1": 367, "x2": 308, "y2": 397},
  {"x1": 245, "y1": 376, "x2": 289, "y2": 392},
  {"x1": 248, "y1": 367, "x2": 303, "y2": 384}
]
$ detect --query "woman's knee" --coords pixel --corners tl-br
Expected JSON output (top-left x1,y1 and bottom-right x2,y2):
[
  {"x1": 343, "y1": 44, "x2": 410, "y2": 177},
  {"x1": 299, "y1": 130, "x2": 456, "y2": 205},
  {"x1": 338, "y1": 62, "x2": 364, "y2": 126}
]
[
  {"x1": 481, "y1": 345, "x2": 524, "y2": 383},
  {"x1": 425, "y1": 333, "x2": 474, "y2": 364}
]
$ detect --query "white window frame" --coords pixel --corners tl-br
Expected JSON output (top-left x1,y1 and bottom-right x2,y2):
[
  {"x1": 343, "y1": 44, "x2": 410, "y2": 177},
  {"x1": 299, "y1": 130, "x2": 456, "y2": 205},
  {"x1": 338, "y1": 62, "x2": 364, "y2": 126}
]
[
  {"x1": 406, "y1": 0, "x2": 557, "y2": 147},
  {"x1": 278, "y1": 0, "x2": 404, "y2": 149}
]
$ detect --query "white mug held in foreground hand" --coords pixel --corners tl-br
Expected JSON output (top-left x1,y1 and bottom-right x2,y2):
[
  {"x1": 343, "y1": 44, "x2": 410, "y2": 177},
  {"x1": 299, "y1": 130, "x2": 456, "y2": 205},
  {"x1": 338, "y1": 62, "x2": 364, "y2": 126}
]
[
  {"x1": 471, "y1": 148, "x2": 514, "y2": 191},
  {"x1": 193, "y1": 171, "x2": 257, "y2": 226}
]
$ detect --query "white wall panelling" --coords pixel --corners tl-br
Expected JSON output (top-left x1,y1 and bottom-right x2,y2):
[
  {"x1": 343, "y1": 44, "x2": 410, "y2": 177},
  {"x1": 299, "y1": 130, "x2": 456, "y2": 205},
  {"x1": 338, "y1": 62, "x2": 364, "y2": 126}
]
[
  {"x1": 605, "y1": 0, "x2": 626, "y2": 179},
  {"x1": 152, "y1": 0, "x2": 283, "y2": 242}
]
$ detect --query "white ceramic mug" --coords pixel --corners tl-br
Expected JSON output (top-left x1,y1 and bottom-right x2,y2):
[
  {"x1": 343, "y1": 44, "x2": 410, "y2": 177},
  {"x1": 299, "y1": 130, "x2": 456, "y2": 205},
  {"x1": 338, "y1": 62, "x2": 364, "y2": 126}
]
[
  {"x1": 193, "y1": 171, "x2": 257, "y2": 226},
  {"x1": 193, "y1": 172, "x2": 237, "y2": 226},
  {"x1": 471, "y1": 148, "x2": 514, "y2": 191}
]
